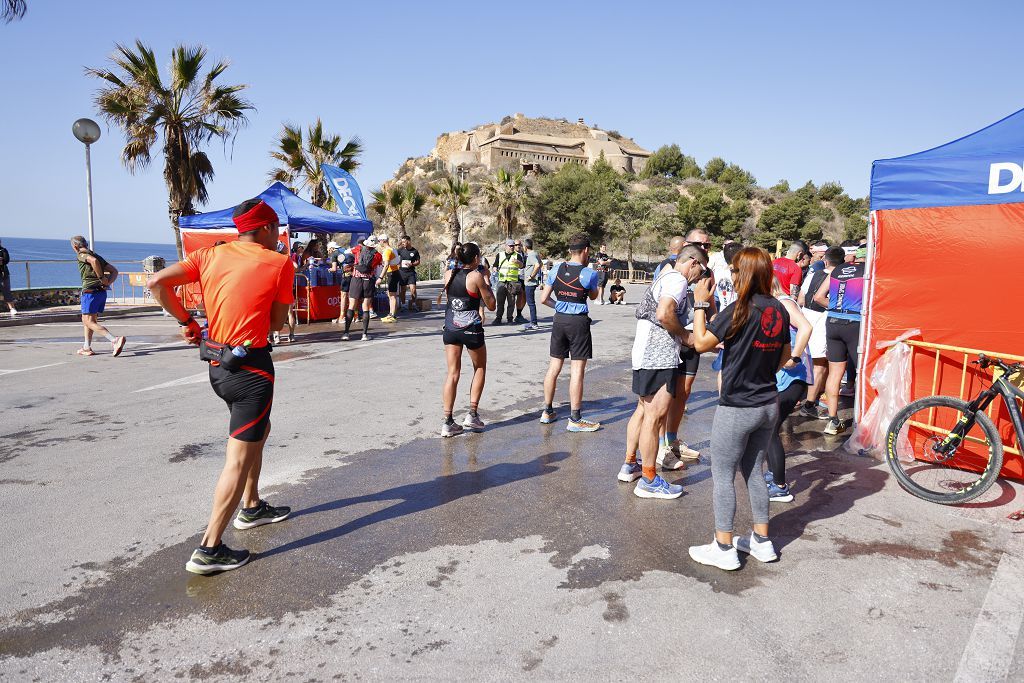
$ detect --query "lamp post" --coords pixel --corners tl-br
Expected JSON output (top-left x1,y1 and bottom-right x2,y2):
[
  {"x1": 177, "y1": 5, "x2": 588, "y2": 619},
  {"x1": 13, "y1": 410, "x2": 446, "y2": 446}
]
[
  {"x1": 72, "y1": 118, "x2": 101, "y2": 248},
  {"x1": 456, "y1": 166, "x2": 469, "y2": 244}
]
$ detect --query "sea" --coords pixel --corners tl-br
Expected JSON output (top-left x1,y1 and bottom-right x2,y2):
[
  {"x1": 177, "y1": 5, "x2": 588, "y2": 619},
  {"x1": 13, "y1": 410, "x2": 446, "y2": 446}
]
[{"x1": 1, "y1": 236, "x2": 179, "y2": 290}]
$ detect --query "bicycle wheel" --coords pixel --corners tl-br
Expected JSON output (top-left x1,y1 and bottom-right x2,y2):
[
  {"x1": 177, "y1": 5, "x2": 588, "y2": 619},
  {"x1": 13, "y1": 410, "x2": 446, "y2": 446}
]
[{"x1": 885, "y1": 395, "x2": 1003, "y2": 505}]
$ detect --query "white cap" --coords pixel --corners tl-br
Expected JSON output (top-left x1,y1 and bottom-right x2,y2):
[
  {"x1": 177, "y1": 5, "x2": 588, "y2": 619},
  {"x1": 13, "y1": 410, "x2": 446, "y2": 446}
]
[
  {"x1": 364, "y1": 235, "x2": 379, "y2": 247},
  {"x1": 327, "y1": 241, "x2": 340, "y2": 250},
  {"x1": 377, "y1": 233, "x2": 390, "y2": 243}
]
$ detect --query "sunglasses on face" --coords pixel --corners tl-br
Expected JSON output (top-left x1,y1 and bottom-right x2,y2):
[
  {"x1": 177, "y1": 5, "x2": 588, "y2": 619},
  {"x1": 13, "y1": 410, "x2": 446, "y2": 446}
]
[{"x1": 687, "y1": 241, "x2": 710, "y2": 250}]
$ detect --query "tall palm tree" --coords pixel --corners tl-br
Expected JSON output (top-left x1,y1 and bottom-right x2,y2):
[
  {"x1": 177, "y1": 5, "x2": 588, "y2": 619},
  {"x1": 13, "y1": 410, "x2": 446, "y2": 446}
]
[
  {"x1": 483, "y1": 168, "x2": 528, "y2": 239},
  {"x1": 2, "y1": 0, "x2": 26, "y2": 22},
  {"x1": 87, "y1": 40, "x2": 253, "y2": 258},
  {"x1": 429, "y1": 176, "x2": 470, "y2": 243},
  {"x1": 369, "y1": 183, "x2": 426, "y2": 233},
  {"x1": 269, "y1": 119, "x2": 362, "y2": 209}
]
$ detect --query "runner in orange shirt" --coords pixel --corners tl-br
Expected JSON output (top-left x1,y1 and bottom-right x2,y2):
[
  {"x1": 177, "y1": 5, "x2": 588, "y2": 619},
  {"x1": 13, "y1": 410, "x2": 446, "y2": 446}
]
[{"x1": 148, "y1": 198, "x2": 295, "y2": 575}]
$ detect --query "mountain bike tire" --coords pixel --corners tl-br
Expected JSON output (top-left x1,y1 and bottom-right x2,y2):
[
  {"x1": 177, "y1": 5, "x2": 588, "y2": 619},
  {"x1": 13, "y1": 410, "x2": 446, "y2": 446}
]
[{"x1": 885, "y1": 395, "x2": 1003, "y2": 505}]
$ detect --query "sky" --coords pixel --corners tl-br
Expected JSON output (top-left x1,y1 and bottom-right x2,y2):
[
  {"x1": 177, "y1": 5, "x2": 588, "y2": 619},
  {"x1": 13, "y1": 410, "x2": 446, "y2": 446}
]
[{"x1": 0, "y1": 0, "x2": 1020, "y2": 244}]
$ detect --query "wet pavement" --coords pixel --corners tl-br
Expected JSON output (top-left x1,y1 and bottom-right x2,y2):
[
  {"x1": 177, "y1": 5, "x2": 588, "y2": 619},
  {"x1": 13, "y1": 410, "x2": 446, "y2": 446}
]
[{"x1": 2, "y1": 287, "x2": 1023, "y2": 680}]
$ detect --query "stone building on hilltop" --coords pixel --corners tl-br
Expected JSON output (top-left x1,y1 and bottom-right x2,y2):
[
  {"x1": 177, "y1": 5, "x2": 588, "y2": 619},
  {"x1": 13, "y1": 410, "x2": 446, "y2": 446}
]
[{"x1": 433, "y1": 114, "x2": 650, "y2": 175}]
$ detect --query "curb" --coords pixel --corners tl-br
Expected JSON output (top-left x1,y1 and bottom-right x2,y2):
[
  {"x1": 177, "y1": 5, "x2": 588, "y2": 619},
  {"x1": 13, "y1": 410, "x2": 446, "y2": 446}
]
[{"x1": 0, "y1": 305, "x2": 165, "y2": 327}]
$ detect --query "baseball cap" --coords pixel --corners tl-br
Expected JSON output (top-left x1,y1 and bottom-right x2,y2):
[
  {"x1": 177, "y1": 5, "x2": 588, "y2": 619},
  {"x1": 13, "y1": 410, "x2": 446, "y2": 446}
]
[
  {"x1": 505, "y1": 239, "x2": 515, "y2": 246},
  {"x1": 364, "y1": 235, "x2": 379, "y2": 247},
  {"x1": 377, "y1": 233, "x2": 390, "y2": 243},
  {"x1": 327, "y1": 241, "x2": 340, "y2": 250}
]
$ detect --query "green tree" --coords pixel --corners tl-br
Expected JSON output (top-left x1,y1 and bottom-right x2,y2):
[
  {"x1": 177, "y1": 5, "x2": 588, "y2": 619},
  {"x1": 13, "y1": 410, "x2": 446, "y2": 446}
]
[
  {"x1": 269, "y1": 119, "x2": 362, "y2": 209},
  {"x1": 678, "y1": 184, "x2": 725, "y2": 234},
  {"x1": 429, "y1": 175, "x2": 471, "y2": 243},
  {"x1": 704, "y1": 157, "x2": 727, "y2": 182},
  {"x1": 718, "y1": 163, "x2": 756, "y2": 186},
  {"x1": 844, "y1": 214, "x2": 868, "y2": 240},
  {"x1": 529, "y1": 162, "x2": 624, "y2": 254},
  {"x1": 370, "y1": 182, "x2": 426, "y2": 233},
  {"x1": 88, "y1": 41, "x2": 253, "y2": 259},
  {"x1": 483, "y1": 168, "x2": 529, "y2": 239},
  {"x1": 3, "y1": 0, "x2": 26, "y2": 22},
  {"x1": 608, "y1": 189, "x2": 677, "y2": 274},
  {"x1": 721, "y1": 199, "x2": 751, "y2": 238},
  {"x1": 833, "y1": 193, "x2": 868, "y2": 217},
  {"x1": 724, "y1": 181, "x2": 751, "y2": 200},
  {"x1": 640, "y1": 144, "x2": 702, "y2": 179},
  {"x1": 771, "y1": 179, "x2": 791, "y2": 193},
  {"x1": 817, "y1": 181, "x2": 844, "y2": 202}
]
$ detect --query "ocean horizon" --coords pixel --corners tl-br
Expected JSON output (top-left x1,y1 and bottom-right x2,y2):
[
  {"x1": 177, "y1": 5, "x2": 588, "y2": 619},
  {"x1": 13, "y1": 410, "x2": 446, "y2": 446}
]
[{"x1": 0, "y1": 236, "x2": 179, "y2": 290}]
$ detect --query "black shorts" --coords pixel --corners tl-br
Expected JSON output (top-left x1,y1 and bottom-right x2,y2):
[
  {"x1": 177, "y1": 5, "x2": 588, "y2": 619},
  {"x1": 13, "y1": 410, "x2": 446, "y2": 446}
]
[
  {"x1": 209, "y1": 349, "x2": 274, "y2": 443},
  {"x1": 550, "y1": 313, "x2": 593, "y2": 360},
  {"x1": 399, "y1": 269, "x2": 417, "y2": 286},
  {"x1": 349, "y1": 277, "x2": 375, "y2": 300},
  {"x1": 443, "y1": 323, "x2": 485, "y2": 350},
  {"x1": 632, "y1": 367, "x2": 680, "y2": 398},
  {"x1": 387, "y1": 271, "x2": 401, "y2": 294},
  {"x1": 597, "y1": 271, "x2": 609, "y2": 287},
  {"x1": 341, "y1": 275, "x2": 352, "y2": 293},
  {"x1": 825, "y1": 317, "x2": 861, "y2": 364},
  {"x1": 679, "y1": 345, "x2": 701, "y2": 376}
]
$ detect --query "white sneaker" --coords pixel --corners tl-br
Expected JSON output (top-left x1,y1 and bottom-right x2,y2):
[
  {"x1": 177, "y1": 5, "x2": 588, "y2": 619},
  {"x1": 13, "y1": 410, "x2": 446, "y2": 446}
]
[
  {"x1": 440, "y1": 421, "x2": 464, "y2": 438},
  {"x1": 362, "y1": 333, "x2": 370, "y2": 341},
  {"x1": 733, "y1": 533, "x2": 778, "y2": 563},
  {"x1": 462, "y1": 413, "x2": 485, "y2": 431},
  {"x1": 678, "y1": 441, "x2": 700, "y2": 460},
  {"x1": 688, "y1": 540, "x2": 740, "y2": 571},
  {"x1": 656, "y1": 443, "x2": 685, "y2": 471},
  {"x1": 272, "y1": 331, "x2": 280, "y2": 344}
]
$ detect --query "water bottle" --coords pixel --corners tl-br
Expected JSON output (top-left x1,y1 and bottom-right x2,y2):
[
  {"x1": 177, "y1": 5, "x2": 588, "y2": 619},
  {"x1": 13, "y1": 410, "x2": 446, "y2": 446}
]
[
  {"x1": 231, "y1": 341, "x2": 251, "y2": 359},
  {"x1": 201, "y1": 322, "x2": 209, "y2": 340}
]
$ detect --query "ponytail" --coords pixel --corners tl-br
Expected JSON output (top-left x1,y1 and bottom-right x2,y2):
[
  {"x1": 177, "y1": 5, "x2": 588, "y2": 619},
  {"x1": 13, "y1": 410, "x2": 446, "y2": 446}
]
[{"x1": 446, "y1": 242, "x2": 481, "y2": 292}]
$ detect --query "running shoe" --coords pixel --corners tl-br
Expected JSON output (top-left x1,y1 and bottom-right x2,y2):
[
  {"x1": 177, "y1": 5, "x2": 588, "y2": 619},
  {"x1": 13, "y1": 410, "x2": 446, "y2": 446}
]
[
  {"x1": 514, "y1": 315, "x2": 528, "y2": 324},
  {"x1": 839, "y1": 384, "x2": 856, "y2": 397},
  {"x1": 678, "y1": 441, "x2": 700, "y2": 460},
  {"x1": 763, "y1": 470, "x2": 774, "y2": 485},
  {"x1": 617, "y1": 461, "x2": 642, "y2": 482},
  {"x1": 233, "y1": 500, "x2": 292, "y2": 530},
  {"x1": 733, "y1": 533, "x2": 778, "y2": 563},
  {"x1": 462, "y1": 413, "x2": 485, "y2": 431},
  {"x1": 688, "y1": 541, "x2": 740, "y2": 571},
  {"x1": 824, "y1": 417, "x2": 848, "y2": 435},
  {"x1": 341, "y1": 333, "x2": 350, "y2": 341},
  {"x1": 492, "y1": 320, "x2": 504, "y2": 326},
  {"x1": 272, "y1": 331, "x2": 281, "y2": 344},
  {"x1": 539, "y1": 409, "x2": 557, "y2": 424},
  {"x1": 381, "y1": 315, "x2": 397, "y2": 323},
  {"x1": 185, "y1": 543, "x2": 250, "y2": 575},
  {"x1": 767, "y1": 481, "x2": 794, "y2": 503},
  {"x1": 362, "y1": 333, "x2": 371, "y2": 342},
  {"x1": 656, "y1": 444, "x2": 686, "y2": 471},
  {"x1": 567, "y1": 418, "x2": 601, "y2": 432},
  {"x1": 799, "y1": 402, "x2": 829, "y2": 419},
  {"x1": 441, "y1": 421, "x2": 464, "y2": 438},
  {"x1": 368, "y1": 311, "x2": 378, "y2": 319},
  {"x1": 633, "y1": 475, "x2": 683, "y2": 499},
  {"x1": 112, "y1": 336, "x2": 127, "y2": 357}
]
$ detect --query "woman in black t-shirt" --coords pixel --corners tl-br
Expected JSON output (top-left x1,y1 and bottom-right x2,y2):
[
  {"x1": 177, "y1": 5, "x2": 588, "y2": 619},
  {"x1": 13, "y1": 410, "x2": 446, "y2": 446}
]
[{"x1": 687, "y1": 247, "x2": 791, "y2": 571}]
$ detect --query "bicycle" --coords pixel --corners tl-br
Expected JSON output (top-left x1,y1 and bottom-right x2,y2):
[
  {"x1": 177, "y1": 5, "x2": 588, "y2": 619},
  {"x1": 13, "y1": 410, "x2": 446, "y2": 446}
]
[{"x1": 885, "y1": 353, "x2": 1024, "y2": 505}]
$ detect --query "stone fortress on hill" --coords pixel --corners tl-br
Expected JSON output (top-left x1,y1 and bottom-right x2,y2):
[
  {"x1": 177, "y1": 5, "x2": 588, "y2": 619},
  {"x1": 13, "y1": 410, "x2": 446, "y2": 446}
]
[{"x1": 431, "y1": 113, "x2": 651, "y2": 175}]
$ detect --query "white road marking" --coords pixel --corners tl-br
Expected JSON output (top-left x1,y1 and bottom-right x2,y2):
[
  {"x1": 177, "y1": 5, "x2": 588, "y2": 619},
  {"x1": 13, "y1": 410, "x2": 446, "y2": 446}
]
[
  {"x1": 133, "y1": 338, "x2": 395, "y2": 393},
  {"x1": 954, "y1": 551, "x2": 1024, "y2": 682},
  {"x1": 0, "y1": 362, "x2": 67, "y2": 376}
]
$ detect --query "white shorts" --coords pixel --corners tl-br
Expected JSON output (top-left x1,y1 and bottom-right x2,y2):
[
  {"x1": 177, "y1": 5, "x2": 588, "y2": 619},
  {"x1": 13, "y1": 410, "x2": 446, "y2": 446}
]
[{"x1": 803, "y1": 308, "x2": 827, "y2": 359}]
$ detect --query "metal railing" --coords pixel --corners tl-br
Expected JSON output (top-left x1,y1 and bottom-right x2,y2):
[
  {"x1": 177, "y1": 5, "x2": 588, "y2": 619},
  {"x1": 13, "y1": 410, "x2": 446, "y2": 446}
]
[{"x1": 6, "y1": 259, "x2": 154, "y2": 291}]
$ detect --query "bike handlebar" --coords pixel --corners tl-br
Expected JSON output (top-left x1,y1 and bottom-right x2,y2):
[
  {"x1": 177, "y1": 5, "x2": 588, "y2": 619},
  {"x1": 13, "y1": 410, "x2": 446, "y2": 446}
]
[{"x1": 975, "y1": 354, "x2": 1023, "y2": 374}]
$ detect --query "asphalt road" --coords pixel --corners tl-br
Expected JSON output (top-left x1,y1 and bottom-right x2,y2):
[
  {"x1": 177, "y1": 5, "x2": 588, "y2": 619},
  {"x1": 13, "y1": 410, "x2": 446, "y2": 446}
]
[{"x1": 1, "y1": 283, "x2": 1023, "y2": 681}]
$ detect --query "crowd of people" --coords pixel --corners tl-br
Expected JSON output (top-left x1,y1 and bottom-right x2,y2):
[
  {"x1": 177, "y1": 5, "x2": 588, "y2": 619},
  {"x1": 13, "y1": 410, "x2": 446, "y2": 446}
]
[{"x1": 59, "y1": 193, "x2": 865, "y2": 577}]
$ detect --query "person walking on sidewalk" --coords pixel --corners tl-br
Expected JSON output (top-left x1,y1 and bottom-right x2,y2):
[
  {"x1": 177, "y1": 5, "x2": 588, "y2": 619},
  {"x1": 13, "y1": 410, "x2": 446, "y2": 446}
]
[
  {"x1": 147, "y1": 198, "x2": 296, "y2": 575},
  {"x1": 440, "y1": 243, "x2": 496, "y2": 437},
  {"x1": 538, "y1": 233, "x2": 602, "y2": 432},
  {"x1": 521, "y1": 238, "x2": 542, "y2": 330},
  {"x1": 343, "y1": 236, "x2": 383, "y2": 341},
  {"x1": 0, "y1": 238, "x2": 18, "y2": 317},
  {"x1": 396, "y1": 235, "x2": 421, "y2": 312},
  {"x1": 71, "y1": 236, "x2": 125, "y2": 357},
  {"x1": 687, "y1": 247, "x2": 790, "y2": 571},
  {"x1": 492, "y1": 239, "x2": 524, "y2": 325}
]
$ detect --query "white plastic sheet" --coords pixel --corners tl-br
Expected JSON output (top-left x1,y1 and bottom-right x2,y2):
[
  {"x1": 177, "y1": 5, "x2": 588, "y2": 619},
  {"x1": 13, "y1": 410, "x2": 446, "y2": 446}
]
[{"x1": 845, "y1": 329, "x2": 921, "y2": 457}]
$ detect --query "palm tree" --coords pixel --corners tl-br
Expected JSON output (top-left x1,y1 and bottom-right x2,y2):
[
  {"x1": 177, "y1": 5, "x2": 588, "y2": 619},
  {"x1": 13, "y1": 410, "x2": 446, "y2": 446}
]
[
  {"x1": 269, "y1": 119, "x2": 362, "y2": 209},
  {"x1": 87, "y1": 41, "x2": 253, "y2": 258},
  {"x1": 2, "y1": 0, "x2": 26, "y2": 22},
  {"x1": 429, "y1": 176, "x2": 470, "y2": 243},
  {"x1": 483, "y1": 168, "x2": 528, "y2": 239},
  {"x1": 369, "y1": 183, "x2": 426, "y2": 233}
]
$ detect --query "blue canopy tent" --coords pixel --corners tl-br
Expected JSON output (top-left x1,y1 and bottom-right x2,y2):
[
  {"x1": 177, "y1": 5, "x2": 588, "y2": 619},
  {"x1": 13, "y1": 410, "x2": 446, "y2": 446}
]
[{"x1": 179, "y1": 182, "x2": 373, "y2": 244}]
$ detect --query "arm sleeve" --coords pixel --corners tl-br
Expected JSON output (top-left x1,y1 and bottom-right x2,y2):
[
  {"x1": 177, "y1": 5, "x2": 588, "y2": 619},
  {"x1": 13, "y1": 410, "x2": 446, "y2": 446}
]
[{"x1": 275, "y1": 259, "x2": 296, "y2": 305}]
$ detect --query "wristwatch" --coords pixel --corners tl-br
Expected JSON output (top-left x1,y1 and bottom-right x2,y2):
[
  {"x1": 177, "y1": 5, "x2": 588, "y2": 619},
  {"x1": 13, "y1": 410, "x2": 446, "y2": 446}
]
[
  {"x1": 178, "y1": 316, "x2": 196, "y2": 327},
  {"x1": 790, "y1": 356, "x2": 801, "y2": 364},
  {"x1": 693, "y1": 301, "x2": 711, "y2": 310}
]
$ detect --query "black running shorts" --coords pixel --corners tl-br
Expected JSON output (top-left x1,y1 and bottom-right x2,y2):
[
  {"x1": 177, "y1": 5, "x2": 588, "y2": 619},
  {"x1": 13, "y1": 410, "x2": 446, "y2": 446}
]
[
  {"x1": 679, "y1": 345, "x2": 701, "y2": 377},
  {"x1": 443, "y1": 323, "x2": 485, "y2": 350},
  {"x1": 825, "y1": 317, "x2": 860, "y2": 364},
  {"x1": 209, "y1": 349, "x2": 274, "y2": 443},
  {"x1": 348, "y1": 276, "x2": 375, "y2": 300},
  {"x1": 399, "y1": 270, "x2": 417, "y2": 286},
  {"x1": 341, "y1": 275, "x2": 352, "y2": 293},
  {"x1": 550, "y1": 313, "x2": 593, "y2": 360},
  {"x1": 632, "y1": 367, "x2": 680, "y2": 398},
  {"x1": 387, "y1": 271, "x2": 402, "y2": 294}
]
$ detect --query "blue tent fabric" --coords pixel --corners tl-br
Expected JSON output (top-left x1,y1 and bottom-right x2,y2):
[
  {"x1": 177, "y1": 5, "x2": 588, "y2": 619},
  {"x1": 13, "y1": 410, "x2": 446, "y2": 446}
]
[
  {"x1": 179, "y1": 182, "x2": 373, "y2": 235},
  {"x1": 871, "y1": 107, "x2": 1024, "y2": 211}
]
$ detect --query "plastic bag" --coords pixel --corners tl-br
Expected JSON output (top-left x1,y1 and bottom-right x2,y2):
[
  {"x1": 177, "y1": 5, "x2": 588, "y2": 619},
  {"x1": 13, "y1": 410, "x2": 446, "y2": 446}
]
[{"x1": 845, "y1": 329, "x2": 920, "y2": 457}]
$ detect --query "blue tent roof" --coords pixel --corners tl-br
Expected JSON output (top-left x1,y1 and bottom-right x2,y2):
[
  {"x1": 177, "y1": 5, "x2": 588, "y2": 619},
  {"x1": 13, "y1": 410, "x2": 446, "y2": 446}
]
[
  {"x1": 871, "y1": 107, "x2": 1024, "y2": 211},
  {"x1": 179, "y1": 182, "x2": 373, "y2": 235}
]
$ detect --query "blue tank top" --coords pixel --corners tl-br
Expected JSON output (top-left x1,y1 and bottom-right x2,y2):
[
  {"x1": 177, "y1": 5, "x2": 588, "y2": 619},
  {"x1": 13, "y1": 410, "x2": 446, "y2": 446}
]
[{"x1": 776, "y1": 297, "x2": 813, "y2": 391}]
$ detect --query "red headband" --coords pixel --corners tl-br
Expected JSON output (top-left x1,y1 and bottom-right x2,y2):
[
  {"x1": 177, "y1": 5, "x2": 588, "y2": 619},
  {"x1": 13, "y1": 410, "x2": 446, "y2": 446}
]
[{"x1": 233, "y1": 201, "x2": 279, "y2": 233}]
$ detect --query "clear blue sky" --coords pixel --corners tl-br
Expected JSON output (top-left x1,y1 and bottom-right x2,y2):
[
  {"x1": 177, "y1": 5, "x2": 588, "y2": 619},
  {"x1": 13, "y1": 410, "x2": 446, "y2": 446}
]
[{"x1": 0, "y1": 0, "x2": 1019, "y2": 244}]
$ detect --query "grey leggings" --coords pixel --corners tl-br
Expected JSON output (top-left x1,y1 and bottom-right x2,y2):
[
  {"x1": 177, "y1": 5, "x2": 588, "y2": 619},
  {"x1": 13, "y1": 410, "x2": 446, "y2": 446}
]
[{"x1": 711, "y1": 401, "x2": 779, "y2": 533}]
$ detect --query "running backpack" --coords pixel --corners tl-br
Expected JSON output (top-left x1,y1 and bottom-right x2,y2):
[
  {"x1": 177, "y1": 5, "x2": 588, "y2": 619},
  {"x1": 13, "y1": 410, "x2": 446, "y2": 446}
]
[{"x1": 354, "y1": 247, "x2": 376, "y2": 276}]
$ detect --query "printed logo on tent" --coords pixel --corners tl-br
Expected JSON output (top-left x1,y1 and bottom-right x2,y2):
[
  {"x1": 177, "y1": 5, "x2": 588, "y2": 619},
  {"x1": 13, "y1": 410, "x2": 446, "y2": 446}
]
[{"x1": 987, "y1": 162, "x2": 1024, "y2": 194}]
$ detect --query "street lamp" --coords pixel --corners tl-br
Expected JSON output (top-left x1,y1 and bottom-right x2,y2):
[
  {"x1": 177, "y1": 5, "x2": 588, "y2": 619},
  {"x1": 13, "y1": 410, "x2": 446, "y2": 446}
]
[
  {"x1": 456, "y1": 166, "x2": 468, "y2": 243},
  {"x1": 72, "y1": 118, "x2": 101, "y2": 248}
]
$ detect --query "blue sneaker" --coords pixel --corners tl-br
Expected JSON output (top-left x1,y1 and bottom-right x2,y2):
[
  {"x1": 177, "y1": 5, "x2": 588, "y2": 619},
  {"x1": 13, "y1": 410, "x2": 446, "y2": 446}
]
[
  {"x1": 764, "y1": 470, "x2": 774, "y2": 485},
  {"x1": 617, "y1": 461, "x2": 642, "y2": 483},
  {"x1": 633, "y1": 475, "x2": 683, "y2": 499},
  {"x1": 768, "y1": 481, "x2": 794, "y2": 502}
]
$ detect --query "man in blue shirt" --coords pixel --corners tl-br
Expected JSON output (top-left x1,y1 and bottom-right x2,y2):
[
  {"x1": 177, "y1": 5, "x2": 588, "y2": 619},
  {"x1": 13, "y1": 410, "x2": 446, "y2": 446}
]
[{"x1": 538, "y1": 233, "x2": 601, "y2": 432}]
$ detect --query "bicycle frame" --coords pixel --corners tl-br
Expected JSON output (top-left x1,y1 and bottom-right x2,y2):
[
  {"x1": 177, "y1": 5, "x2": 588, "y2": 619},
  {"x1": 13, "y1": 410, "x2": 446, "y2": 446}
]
[{"x1": 934, "y1": 368, "x2": 1024, "y2": 456}]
